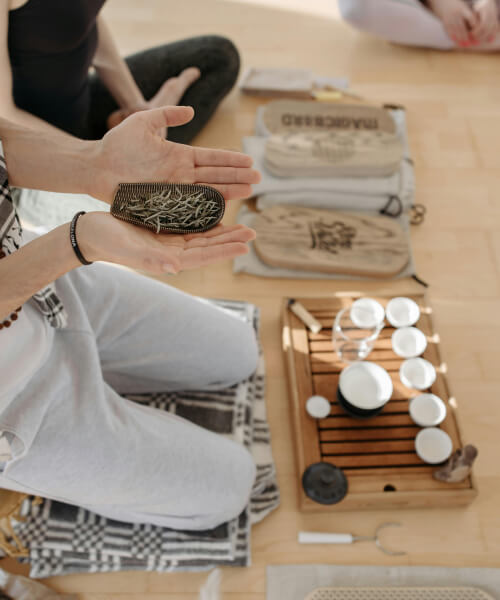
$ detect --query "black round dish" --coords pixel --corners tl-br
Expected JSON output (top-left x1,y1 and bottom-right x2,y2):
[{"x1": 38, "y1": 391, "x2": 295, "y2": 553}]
[
  {"x1": 337, "y1": 386, "x2": 386, "y2": 419},
  {"x1": 302, "y1": 462, "x2": 348, "y2": 505}
]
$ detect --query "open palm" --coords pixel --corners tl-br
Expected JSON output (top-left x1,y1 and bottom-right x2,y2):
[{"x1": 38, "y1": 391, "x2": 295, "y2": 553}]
[
  {"x1": 95, "y1": 105, "x2": 260, "y2": 203},
  {"x1": 78, "y1": 212, "x2": 256, "y2": 274}
]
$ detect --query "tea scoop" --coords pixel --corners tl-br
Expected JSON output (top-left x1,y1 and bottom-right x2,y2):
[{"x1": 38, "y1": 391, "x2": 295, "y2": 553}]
[{"x1": 298, "y1": 522, "x2": 406, "y2": 556}]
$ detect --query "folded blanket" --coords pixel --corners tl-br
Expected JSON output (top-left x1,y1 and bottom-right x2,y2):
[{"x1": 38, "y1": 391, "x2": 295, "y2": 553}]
[{"x1": 13, "y1": 300, "x2": 279, "y2": 578}]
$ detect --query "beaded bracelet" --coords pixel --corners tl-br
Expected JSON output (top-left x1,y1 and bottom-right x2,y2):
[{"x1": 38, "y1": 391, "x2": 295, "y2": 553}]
[{"x1": 70, "y1": 211, "x2": 93, "y2": 266}]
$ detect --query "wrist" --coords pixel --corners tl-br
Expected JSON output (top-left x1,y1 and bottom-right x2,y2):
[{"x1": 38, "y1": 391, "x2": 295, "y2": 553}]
[{"x1": 71, "y1": 212, "x2": 104, "y2": 264}]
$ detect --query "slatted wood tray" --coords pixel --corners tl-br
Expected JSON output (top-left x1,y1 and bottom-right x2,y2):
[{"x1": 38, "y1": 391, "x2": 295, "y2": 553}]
[{"x1": 282, "y1": 294, "x2": 477, "y2": 511}]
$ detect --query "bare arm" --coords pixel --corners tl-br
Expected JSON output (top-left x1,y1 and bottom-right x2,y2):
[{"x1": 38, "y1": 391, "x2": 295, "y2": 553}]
[
  {"x1": 0, "y1": 1, "x2": 75, "y2": 137},
  {"x1": 0, "y1": 105, "x2": 260, "y2": 318},
  {"x1": 0, "y1": 214, "x2": 255, "y2": 320},
  {"x1": 0, "y1": 222, "x2": 80, "y2": 319},
  {"x1": 93, "y1": 15, "x2": 146, "y2": 110}
]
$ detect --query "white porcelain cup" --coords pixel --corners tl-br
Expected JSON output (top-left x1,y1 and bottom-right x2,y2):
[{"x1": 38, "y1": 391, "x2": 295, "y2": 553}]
[
  {"x1": 400, "y1": 357, "x2": 436, "y2": 390},
  {"x1": 415, "y1": 427, "x2": 453, "y2": 464},
  {"x1": 409, "y1": 393, "x2": 447, "y2": 427},
  {"x1": 386, "y1": 297, "x2": 420, "y2": 328},
  {"x1": 392, "y1": 327, "x2": 427, "y2": 359}
]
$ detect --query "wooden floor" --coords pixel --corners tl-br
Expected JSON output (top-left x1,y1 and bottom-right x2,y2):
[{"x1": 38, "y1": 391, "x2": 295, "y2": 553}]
[{"x1": 3, "y1": 0, "x2": 500, "y2": 597}]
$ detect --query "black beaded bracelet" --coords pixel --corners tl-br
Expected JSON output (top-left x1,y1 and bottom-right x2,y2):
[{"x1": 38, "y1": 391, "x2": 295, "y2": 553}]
[{"x1": 70, "y1": 211, "x2": 93, "y2": 266}]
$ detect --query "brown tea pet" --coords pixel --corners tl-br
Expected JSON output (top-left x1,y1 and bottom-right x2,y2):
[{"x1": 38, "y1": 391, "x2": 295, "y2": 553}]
[{"x1": 433, "y1": 444, "x2": 478, "y2": 483}]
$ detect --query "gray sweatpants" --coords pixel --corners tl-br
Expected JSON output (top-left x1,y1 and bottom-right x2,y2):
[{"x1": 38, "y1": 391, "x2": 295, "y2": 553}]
[{"x1": 0, "y1": 264, "x2": 258, "y2": 530}]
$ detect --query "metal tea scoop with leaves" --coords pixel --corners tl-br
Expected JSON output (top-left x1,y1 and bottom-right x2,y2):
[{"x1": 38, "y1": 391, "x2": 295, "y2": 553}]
[
  {"x1": 298, "y1": 522, "x2": 406, "y2": 556},
  {"x1": 111, "y1": 182, "x2": 225, "y2": 234}
]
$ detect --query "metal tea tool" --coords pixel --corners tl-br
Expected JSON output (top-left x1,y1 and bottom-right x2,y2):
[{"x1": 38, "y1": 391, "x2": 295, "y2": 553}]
[{"x1": 298, "y1": 522, "x2": 406, "y2": 556}]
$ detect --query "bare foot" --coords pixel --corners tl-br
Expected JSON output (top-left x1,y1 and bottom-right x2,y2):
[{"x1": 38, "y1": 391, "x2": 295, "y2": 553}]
[
  {"x1": 149, "y1": 67, "x2": 201, "y2": 109},
  {"x1": 471, "y1": 0, "x2": 500, "y2": 44},
  {"x1": 426, "y1": 0, "x2": 477, "y2": 46},
  {"x1": 105, "y1": 67, "x2": 201, "y2": 134}
]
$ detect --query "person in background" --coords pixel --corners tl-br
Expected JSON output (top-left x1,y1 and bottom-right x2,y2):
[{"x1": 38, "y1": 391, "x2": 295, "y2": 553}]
[
  {"x1": 2, "y1": 0, "x2": 240, "y2": 142},
  {"x1": 0, "y1": 105, "x2": 262, "y2": 530},
  {"x1": 338, "y1": 0, "x2": 500, "y2": 50}
]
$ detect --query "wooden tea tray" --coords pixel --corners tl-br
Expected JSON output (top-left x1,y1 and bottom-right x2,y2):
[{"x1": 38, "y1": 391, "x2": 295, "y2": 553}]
[{"x1": 282, "y1": 294, "x2": 477, "y2": 512}]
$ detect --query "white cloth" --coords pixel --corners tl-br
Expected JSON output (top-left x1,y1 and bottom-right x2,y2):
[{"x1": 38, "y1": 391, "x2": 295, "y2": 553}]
[
  {"x1": 0, "y1": 230, "x2": 55, "y2": 412},
  {"x1": 247, "y1": 108, "x2": 414, "y2": 213},
  {"x1": 0, "y1": 302, "x2": 53, "y2": 409}
]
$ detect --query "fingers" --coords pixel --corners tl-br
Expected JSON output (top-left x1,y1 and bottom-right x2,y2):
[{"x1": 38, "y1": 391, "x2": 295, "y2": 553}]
[
  {"x1": 183, "y1": 224, "x2": 254, "y2": 241},
  {"x1": 204, "y1": 183, "x2": 254, "y2": 201},
  {"x1": 194, "y1": 146, "x2": 254, "y2": 168},
  {"x1": 449, "y1": 17, "x2": 470, "y2": 46},
  {"x1": 471, "y1": 7, "x2": 498, "y2": 43},
  {"x1": 194, "y1": 166, "x2": 261, "y2": 185},
  {"x1": 184, "y1": 226, "x2": 256, "y2": 248},
  {"x1": 141, "y1": 106, "x2": 195, "y2": 132},
  {"x1": 180, "y1": 242, "x2": 250, "y2": 270}
]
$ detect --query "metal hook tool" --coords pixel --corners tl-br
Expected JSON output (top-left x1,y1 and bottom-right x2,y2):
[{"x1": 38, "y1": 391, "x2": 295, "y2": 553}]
[{"x1": 298, "y1": 522, "x2": 406, "y2": 556}]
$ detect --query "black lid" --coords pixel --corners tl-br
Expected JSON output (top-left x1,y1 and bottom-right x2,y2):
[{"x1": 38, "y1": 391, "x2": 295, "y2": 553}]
[{"x1": 302, "y1": 462, "x2": 348, "y2": 505}]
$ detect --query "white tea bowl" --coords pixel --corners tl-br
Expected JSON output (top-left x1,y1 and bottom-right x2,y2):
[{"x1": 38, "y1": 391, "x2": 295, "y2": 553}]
[
  {"x1": 350, "y1": 298, "x2": 385, "y2": 329},
  {"x1": 409, "y1": 393, "x2": 447, "y2": 427},
  {"x1": 392, "y1": 327, "x2": 427, "y2": 359},
  {"x1": 386, "y1": 297, "x2": 420, "y2": 328},
  {"x1": 415, "y1": 427, "x2": 453, "y2": 464},
  {"x1": 400, "y1": 357, "x2": 436, "y2": 390}
]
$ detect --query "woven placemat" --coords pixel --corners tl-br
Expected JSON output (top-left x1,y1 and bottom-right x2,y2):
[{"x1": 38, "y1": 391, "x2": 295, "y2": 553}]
[{"x1": 267, "y1": 566, "x2": 500, "y2": 600}]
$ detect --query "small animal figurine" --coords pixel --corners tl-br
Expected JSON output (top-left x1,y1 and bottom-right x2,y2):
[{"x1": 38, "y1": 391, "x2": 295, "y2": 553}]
[{"x1": 433, "y1": 444, "x2": 478, "y2": 483}]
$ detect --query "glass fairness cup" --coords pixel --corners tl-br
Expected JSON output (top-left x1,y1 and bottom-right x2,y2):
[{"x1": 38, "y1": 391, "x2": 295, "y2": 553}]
[{"x1": 332, "y1": 306, "x2": 383, "y2": 363}]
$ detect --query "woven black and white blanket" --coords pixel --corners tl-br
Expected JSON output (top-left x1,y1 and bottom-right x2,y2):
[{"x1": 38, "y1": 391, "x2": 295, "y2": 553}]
[{"x1": 13, "y1": 300, "x2": 279, "y2": 578}]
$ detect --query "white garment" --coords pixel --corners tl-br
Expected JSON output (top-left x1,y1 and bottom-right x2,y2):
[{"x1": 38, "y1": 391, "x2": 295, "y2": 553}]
[
  {"x1": 0, "y1": 262, "x2": 258, "y2": 530},
  {"x1": 0, "y1": 302, "x2": 53, "y2": 408},
  {"x1": 0, "y1": 230, "x2": 55, "y2": 411},
  {"x1": 338, "y1": 0, "x2": 500, "y2": 50}
]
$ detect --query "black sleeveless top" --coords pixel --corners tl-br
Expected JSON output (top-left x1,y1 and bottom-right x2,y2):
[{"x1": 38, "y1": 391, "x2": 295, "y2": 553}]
[{"x1": 8, "y1": 0, "x2": 106, "y2": 137}]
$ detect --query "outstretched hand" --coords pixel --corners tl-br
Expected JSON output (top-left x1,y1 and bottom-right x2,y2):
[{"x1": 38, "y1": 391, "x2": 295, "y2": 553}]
[
  {"x1": 78, "y1": 212, "x2": 256, "y2": 274},
  {"x1": 92, "y1": 105, "x2": 260, "y2": 204}
]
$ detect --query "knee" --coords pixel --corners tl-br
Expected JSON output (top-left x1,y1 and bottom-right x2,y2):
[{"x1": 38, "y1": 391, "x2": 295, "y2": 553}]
[
  {"x1": 338, "y1": 0, "x2": 370, "y2": 28},
  {"x1": 223, "y1": 320, "x2": 259, "y2": 386},
  {"x1": 200, "y1": 444, "x2": 256, "y2": 529},
  {"x1": 201, "y1": 35, "x2": 240, "y2": 87}
]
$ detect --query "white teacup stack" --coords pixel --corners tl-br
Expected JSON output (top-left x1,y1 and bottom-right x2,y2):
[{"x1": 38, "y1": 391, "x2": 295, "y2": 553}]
[{"x1": 387, "y1": 297, "x2": 453, "y2": 465}]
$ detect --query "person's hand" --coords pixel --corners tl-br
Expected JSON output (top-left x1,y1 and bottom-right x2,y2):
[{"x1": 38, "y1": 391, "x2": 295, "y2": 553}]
[
  {"x1": 77, "y1": 211, "x2": 255, "y2": 274},
  {"x1": 91, "y1": 105, "x2": 260, "y2": 204},
  {"x1": 470, "y1": 0, "x2": 499, "y2": 44},
  {"x1": 427, "y1": 0, "x2": 477, "y2": 46},
  {"x1": 106, "y1": 67, "x2": 201, "y2": 133}
]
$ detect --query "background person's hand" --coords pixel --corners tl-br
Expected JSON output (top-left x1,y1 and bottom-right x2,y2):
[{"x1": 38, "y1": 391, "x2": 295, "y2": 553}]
[
  {"x1": 106, "y1": 67, "x2": 201, "y2": 135},
  {"x1": 471, "y1": 0, "x2": 500, "y2": 44},
  {"x1": 77, "y1": 211, "x2": 256, "y2": 274},
  {"x1": 92, "y1": 105, "x2": 260, "y2": 204},
  {"x1": 427, "y1": 0, "x2": 477, "y2": 46}
]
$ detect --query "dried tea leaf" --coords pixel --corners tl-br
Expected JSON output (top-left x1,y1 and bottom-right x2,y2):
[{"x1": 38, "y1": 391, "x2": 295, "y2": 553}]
[{"x1": 111, "y1": 183, "x2": 225, "y2": 234}]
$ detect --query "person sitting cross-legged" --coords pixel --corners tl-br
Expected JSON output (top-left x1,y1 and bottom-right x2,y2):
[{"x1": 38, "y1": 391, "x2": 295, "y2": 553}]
[{"x1": 0, "y1": 105, "x2": 263, "y2": 530}]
